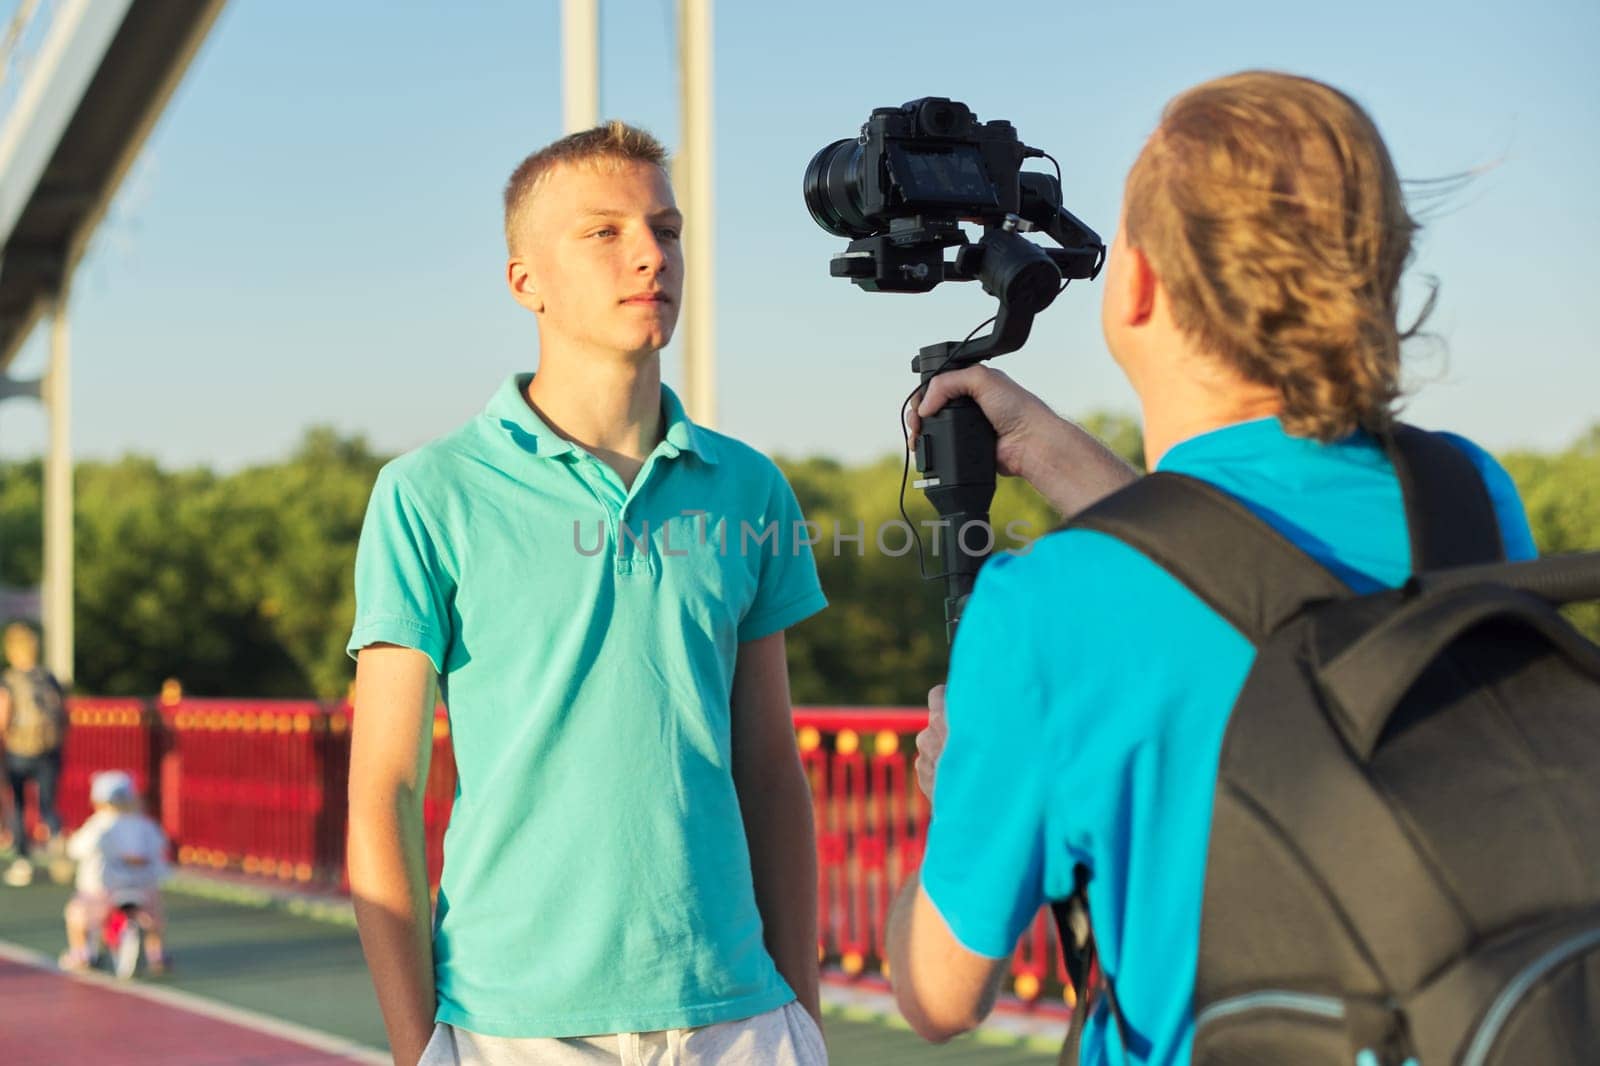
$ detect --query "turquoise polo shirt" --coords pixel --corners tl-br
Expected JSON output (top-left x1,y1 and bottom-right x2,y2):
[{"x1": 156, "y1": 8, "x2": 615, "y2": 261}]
[
  {"x1": 920, "y1": 419, "x2": 1535, "y2": 1066},
  {"x1": 347, "y1": 374, "x2": 828, "y2": 1038}
]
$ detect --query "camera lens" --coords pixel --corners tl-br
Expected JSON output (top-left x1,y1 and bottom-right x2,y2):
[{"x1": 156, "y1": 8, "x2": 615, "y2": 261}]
[{"x1": 803, "y1": 139, "x2": 874, "y2": 238}]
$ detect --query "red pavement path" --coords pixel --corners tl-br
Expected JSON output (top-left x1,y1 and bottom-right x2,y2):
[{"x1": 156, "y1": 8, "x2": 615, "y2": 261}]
[{"x1": 0, "y1": 953, "x2": 386, "y2": 1066}]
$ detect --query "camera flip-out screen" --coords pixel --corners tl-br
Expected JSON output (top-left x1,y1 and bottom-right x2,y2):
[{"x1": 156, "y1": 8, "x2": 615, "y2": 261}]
[{"x1": 886, "y1": 142, "x2": 998, "y2": 208}]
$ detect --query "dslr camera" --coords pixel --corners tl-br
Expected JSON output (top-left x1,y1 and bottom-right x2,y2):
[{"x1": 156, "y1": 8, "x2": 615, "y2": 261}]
[{"x1": 804, "y1": 96, "x2": 1102, "y2": 366}]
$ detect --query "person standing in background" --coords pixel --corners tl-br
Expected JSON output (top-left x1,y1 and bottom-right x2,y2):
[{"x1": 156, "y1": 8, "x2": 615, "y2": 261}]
[{"x1": 1, "y1": 621, "x2": 69, "y2": 888}]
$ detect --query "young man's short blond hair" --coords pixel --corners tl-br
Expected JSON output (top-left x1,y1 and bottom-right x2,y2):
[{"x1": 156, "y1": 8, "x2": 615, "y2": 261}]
[
  {"x1": 502, "y1": 120, "x2": 670, "y2": 254},
  {"x1": 1126, "y1": 71, "x2": 1426, "y2": 442}
]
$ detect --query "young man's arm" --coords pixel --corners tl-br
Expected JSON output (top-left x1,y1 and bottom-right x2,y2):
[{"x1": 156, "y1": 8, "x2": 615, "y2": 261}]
[
  {"x1": 731, "y1": 630, "x2": 822, "y2": 1026},
  {"x1": 348, "y1": 644, "x2": 440, "y2": 1066}
]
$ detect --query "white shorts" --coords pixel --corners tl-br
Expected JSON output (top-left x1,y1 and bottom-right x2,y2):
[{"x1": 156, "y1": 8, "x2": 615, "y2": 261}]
[{"x1": 414, "y1": 1000, "x2": 828, "y2": 1066}]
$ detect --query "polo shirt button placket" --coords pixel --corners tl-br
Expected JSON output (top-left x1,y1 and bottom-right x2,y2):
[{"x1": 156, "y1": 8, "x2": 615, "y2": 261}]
[
  {"x1": 616, "y1": 453, "x2": 671, "y2": 578},
  {"x1": 568, "y1": 456, "x2": 631, "y2": 577},
  {"x1": 616, "y1": 501, "x2": 638, "y2": 576},
  {"x1": 606, "y1": 462, "x2": 648, "y2": 578}
]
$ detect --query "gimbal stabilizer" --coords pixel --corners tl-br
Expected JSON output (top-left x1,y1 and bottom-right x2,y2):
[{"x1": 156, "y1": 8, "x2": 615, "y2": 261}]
[
  {"x1": 804, "y1": 97, "x2": 1103, "y2": 642},
  {"x1": 904, "y1": 183, "x2": 1103, "y2": 642}
]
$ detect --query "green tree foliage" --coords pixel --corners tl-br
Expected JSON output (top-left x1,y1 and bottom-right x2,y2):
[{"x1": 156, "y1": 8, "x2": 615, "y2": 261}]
[
  {"x1": 1076, "y1": 411, "x2": 1146, "y2": 472},
  {"x1": 0, "y1": 418, "x2": 1593, "y2": 700},
  {"x1": 1500, "y1": 426, "x2": 1600, "y2": 641},
  {"x1": 213, "y1": 429, "x2": 386, "y2": 698},
  {"x1": 0, "y1": 457, "x2": 42, "y2": 588},
  {"x1": 71, "y1": 455, "x2": 275, "y2": 697},
  {"x1": 1, "y1": 428, "x2": 384, "y2": 699}
]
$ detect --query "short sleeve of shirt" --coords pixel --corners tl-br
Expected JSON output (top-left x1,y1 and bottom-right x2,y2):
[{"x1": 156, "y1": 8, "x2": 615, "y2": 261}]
[
  {"x1": 737, "y1": 465, "x2": 828, "y2": 643},
  {"x1": 347, "y1": 464, "x2": 454, "y2": 672},
  {"x1": 919, "y1": 551, "x2": 1053, "y2": 958},
  {"x1": 1440, "y1": 432, "x2": 1539, "y2": 561},
  {"x1": 67, "y1": 818, "x2": 108, "y2": 862}
]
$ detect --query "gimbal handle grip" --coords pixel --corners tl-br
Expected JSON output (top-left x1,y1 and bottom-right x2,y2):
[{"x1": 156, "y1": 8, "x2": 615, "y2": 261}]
[{"x1": 913, "y1": 395, "x2": 999, "y2": 644}]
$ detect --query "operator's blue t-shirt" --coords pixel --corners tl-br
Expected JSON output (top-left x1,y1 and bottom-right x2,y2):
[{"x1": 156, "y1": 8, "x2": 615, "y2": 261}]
[{"x1": 919, "y1": 418, "x2": 1536, "y2": 1066}]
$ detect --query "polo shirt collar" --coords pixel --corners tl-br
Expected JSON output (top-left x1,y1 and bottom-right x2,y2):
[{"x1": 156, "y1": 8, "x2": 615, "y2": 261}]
[
  {"x1": 484, "y1": 373, "x2": 719, "y2": 464},
  {"x1": 658, "y1": 380, "x2": 719, "y2": 464}
]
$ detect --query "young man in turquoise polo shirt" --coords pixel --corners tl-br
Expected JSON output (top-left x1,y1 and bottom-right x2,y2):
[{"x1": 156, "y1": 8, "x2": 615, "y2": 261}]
[
  {"x1": 347, "y1": 123, "x2": 828, "y2": 1066},
  {"x1": 887, "y1": 73, "x2": 1537, "y2": 1064}
]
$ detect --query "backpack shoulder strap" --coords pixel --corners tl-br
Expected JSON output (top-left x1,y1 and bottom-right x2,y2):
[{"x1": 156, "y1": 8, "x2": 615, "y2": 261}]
[
  {"x1": 1385, "y1": 424, "x2": 1504, "y2": 571},
  {"x1": 1069, "y1": 472, "x2": 1350, "y2": 645}
]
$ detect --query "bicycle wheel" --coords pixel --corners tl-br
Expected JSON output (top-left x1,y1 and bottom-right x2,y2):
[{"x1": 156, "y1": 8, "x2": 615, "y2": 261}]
[{"x1": 113, "y1": 917, "x2": 142, "y2": 979}]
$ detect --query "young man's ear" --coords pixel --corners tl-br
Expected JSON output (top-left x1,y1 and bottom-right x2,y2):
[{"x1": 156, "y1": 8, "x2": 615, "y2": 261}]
[{"x1": 506, "y1": 258, "x2": 544, "y2": 314}]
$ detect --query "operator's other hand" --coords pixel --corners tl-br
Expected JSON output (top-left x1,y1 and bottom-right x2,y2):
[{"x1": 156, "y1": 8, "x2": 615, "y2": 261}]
[
  {"x1": 915, "y1": 685, "x2": 949, "y2": 803},
  {"x1": 905, "y1": 366, "x2": 1046, "y2": 480}
]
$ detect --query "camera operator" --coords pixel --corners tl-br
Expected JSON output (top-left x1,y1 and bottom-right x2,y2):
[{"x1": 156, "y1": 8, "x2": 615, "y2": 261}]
[{"x1": 885, "y1": 70, "x2": 1536, "y2": 1064}]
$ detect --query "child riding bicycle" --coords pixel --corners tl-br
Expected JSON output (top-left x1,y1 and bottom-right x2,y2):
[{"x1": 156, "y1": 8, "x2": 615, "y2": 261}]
[{"x1": 59, "y1": 770, "x2": 171, "y2": 975}]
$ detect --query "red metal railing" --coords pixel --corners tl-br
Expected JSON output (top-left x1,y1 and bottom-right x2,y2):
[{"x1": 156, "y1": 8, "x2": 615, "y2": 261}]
[
  {"x1": 56, "y1": 698, "x2": 154, "y2": 830},
  {"x1": 160, "y1": 700, "x2": 335, "y2": 883},
  {"x1": 11, "y1": 697, "x2": 1072, "y2": 1011}
]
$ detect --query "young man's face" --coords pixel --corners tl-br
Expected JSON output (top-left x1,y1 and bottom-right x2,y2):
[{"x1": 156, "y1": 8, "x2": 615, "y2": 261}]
[{"x1": 509, "y1": 158, "x2": 685, "y2": 360}]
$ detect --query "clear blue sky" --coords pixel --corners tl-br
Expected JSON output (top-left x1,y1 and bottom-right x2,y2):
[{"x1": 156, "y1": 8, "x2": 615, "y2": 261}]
[{"x1": 1, "y1": 0, "x2": 1595, "y2": 468}]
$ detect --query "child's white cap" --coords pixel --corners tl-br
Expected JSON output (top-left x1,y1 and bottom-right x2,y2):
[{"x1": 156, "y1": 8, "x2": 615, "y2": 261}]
[{"x1": 89, "y1": 770, "x2": 136, "y2": 807}]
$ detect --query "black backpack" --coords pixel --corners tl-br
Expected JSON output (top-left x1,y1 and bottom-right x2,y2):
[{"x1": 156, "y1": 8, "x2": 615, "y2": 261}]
[{"x1": 1053, "y1": 425, "x2": 1600, "y2": 1066}]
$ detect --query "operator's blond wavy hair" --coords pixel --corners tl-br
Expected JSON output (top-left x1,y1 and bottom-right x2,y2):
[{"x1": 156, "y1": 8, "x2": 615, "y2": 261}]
[
  {"x1": 1126, "y1": 71, "x2": 1429, "y2": 441},
  {"x1": 503, "y1": 120, "x2": 669, "y2": 254}
]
